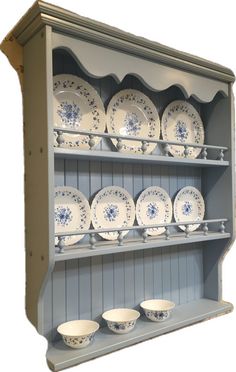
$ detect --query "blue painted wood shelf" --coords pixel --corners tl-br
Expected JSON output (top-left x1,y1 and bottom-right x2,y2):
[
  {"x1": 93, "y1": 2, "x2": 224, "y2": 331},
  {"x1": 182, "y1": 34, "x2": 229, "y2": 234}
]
[
  {"x1": 47, "y1": 299, "x2": 233, "y2": 371},
  {"x1": 55, "y1": 231, "x2": 230, "y2": 261},
  {"x1": 54, "y1": 148, "x2": 229, "y2": 167}
]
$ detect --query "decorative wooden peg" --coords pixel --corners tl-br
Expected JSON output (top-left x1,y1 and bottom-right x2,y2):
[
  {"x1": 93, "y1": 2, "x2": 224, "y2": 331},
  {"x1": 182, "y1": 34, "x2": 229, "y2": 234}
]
[
  {"x1": 142, "y1": 229, "x2": 148, "y2": 243},
  {"x1": 116, "y1": 138, "x2": 123, "y2": 152},
  {"x1": 141, "y1": 140, "x2": 148, "y2": 154},
  {"x1": 88, "y1": 134, "x2": 95, "y2": 150},
  {"x1": 118, "y1": 231, "x2": 124, "y2": 246},
  {"x1": 164, "y1": 143, "x2": 170, "y2": 157},
  {"x1": 203, "y1": 222, "x2": 208, "y2": 236},
  {"x1": 56, "y1": 130, "x2": 64, "y2": 147},
  {"x1": 202, "y1": 147, "x2": 207, "y2": 160},
  {"x1": 89, "y1": 233, "x2": 96, "y2": 249},
  {"x1": 185, "y1": 224, "x2": 190, "y2": 238},
  {"x1": 184, "y1": 145, "x2": 189, "y2": 158},
  {"x1": 219, "y1": 149, "x2": 224, "y2": 161},
  {"x1": 219, "y1": 221, "x2": 225, "y2": 233},
  {"x1": 165, "y1": 226, "x2": 170, "y2": 240},
  {"x1": 58, "y1": 236, "x2": 65, "y2": 253}
]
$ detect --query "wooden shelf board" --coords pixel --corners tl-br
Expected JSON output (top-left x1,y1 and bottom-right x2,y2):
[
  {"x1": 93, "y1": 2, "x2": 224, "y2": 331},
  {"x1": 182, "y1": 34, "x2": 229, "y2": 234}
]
[
  {"x1": 55, "y1": 231, "x2": 230, "y2": 261},
  {"x1": 54, "y1": 148, "x2": 229, "y2": 167},
  {"x1": 46, "y1": 298, "x2": 233, "y2": 371}
]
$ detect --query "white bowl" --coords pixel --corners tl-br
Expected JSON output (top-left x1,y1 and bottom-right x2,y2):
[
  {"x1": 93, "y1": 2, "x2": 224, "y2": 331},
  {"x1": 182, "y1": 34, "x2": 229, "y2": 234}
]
[
  {"x1": 140, "y1": 299, "x2": 175, "y2": 322},
  {"x1": 102, "y1": 308, "x2": 140, "y2": 334},
  {"x1": 57, "y1": 320, "x2": 99, "y2": 348}
]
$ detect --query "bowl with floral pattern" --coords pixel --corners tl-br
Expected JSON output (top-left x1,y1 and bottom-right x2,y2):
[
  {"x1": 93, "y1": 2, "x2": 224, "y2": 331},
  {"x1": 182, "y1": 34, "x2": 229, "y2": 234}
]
[
  {"x1": 102, "y1": 308, "x2": 140, "y2": 334},
  {"x1": 140, "y1": 299, "x2": 175, "y2": 322},
  {"x1": 57, "y1": 320, "x2": 99, "y2": 349}
]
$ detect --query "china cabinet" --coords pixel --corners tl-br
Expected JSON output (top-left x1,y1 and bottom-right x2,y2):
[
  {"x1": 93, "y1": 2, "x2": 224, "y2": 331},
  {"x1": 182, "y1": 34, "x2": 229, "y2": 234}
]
[{"x1": 1, "y1": 1, "x2": 235, "y2": 371}]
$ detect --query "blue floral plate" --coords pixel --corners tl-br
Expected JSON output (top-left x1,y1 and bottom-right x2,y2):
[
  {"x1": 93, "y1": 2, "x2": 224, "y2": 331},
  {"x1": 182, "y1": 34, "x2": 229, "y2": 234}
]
[
  {"x1": 107, "y1": 89, "x2": 160, "y2": 154},
  {"x1": 161, "y1": 100, "x2": 204, "y2": 158},
  {"x1": 54, "y1": 186, "x2": 91, "y2": 246},
  {"x1": 173, "y1": 186, "x2": 205, "y2": 231},
  {"x1": 136, "y1": 186, "x2": 172, "y2": 236},
  {"x1": 91, "y1": 186, "x2": 135, "y2": 240},
  {"x1": 53, "y1": 74, "x2": 106, "y2": 149}
]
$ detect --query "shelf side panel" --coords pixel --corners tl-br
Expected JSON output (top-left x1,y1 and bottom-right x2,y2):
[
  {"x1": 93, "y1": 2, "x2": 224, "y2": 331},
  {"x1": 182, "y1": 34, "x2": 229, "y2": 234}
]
[
  {"x1": 202, "y1": 88, "x2": 235, "y2": 301},
  {"x1": 24, "y1": 25, "x2": 54, "y2": 330}
]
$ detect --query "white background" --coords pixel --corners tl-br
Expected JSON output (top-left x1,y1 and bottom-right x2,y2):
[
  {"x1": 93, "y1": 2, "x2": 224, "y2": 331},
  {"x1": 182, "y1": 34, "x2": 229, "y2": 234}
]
[{"x1": 0, "y1": 1, "x2": 236, "y2": 371}]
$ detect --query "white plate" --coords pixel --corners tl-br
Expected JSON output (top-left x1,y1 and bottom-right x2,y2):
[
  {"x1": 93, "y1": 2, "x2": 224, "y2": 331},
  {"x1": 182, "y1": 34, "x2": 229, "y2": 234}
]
[
  {"x1": 173, "y1": 186, "x2": 205, "y2": 231},
  {"x1": 91, "y1": 186, "x2": 135, "y2": 240},
  {"x1": 55, "y1": 186, "x2": 91, "y2": 246},
  {"x1": 53, "y1": 74, "x2": 106, "y2": 149},
  {"x1": 136, "y1": 186, "x2": 172, "y2": 236},
  {"x1": 107, "y1": 89, "x2": 160, "y2": 154},
  {"x1": 161, "y1": 100, "x2": 204, "y2": 158}
]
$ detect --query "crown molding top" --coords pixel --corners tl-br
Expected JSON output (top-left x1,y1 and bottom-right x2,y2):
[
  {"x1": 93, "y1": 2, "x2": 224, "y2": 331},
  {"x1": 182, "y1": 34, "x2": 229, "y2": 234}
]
[{"x1": 1, "y1": 0, "x2": 235, "y2": 83}]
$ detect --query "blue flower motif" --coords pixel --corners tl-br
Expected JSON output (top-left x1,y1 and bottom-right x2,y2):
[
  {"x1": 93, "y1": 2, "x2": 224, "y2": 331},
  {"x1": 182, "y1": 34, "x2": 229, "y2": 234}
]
[
  {"x1": 146, "y1": 202, "x2": 159, "y2": 219},
  {"x1": 182, "y1": 201, "x2": 192, "y2": 216},
  {"x1": 103, "y1": 204, "x2": 119, "y2": 222},
  {"x1": 55, "y1": 206, "x2": 73, "y2": 226},
  {"x1": 175, "y1": 120, "x2": 188, "y2": 142},
  {"x1": 57, "y1": 101, "x2": 81, "y2": 128},
  {"x1": 124, "y1": 112, "x2": 141, "y2": 135}
]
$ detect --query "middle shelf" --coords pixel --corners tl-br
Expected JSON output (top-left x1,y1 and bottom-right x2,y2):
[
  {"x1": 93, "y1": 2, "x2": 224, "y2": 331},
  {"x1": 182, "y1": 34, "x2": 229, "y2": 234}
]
[
  {"x1": 54, "y1": 147, "x2": 229, "y2": 167},
  {"x1": 55, "y1": 218, "x2": 230, "y2": 261}
]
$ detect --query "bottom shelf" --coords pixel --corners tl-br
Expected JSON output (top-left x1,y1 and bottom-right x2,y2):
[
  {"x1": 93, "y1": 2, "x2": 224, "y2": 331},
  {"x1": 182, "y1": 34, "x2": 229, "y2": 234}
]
[{"x1": 47, "y1": 299, "x2": 233, "y2": 371}]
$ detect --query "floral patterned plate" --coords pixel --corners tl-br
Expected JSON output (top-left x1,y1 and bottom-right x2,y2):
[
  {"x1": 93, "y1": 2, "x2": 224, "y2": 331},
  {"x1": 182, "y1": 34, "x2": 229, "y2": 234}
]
[
  {"x1": 55, "y1": 186, "x2": 91, "y2": 246},
  {"x1": 53, "y1": 74, "x2": 106, "y2": 149},
  {"x1": 91, "y1": 186, "x2": 135, "y2": 240},
  {"x1": 173, "y1": 186, "x2": 205, "y2": 232},
  {"x1": 161, "y1": 100, "x2": 204, "y2": 158},
  {"x1": 136, "y1": 186, "x2": 172, "y2": 236},
  {"x1": 106, "y1": 89, "x2": 160, "y2": 154}
]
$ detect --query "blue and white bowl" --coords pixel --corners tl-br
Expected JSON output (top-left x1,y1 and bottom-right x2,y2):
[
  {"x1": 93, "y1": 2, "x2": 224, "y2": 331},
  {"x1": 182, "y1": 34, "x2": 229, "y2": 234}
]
[
  {"x1": 140, "y1": 299, "x2": 175, "y2": 322},
  {"x1": 102, "y1": 308, "x2": 140, "y2": 334},
  {"x1": 57, "y1": 320, "x2": 99, "y2": 349}
]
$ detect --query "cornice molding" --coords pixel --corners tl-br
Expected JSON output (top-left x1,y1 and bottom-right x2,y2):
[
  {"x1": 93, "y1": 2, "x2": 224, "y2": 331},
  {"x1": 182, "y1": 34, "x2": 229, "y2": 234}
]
[{"x1": 1, "y1": 0, "x2": 235, "y2": 83}]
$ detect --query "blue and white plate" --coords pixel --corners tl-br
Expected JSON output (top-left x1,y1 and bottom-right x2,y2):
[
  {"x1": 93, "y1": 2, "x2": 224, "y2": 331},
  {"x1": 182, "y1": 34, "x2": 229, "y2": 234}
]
[
  {"x1": 161, "y1": 100, "x2": 204, "y2": 158},
  {"x1": 91, "y1": 186, "x2": 135, "y2": 240},
  {"x1": 173, "y1": 186, "x2": 205, "y2": 231},
  {"x1": 136, "y1": 186, "x2": 172, "y2": 236},
  {"x1": 107, "y1": 89, "x2": 160, "y2": 154},
  {"x1": 55, "y1": 186, "x2": 91, "y2": 246},
  {"x1": 53, "y1": 74, "x2": 106, "y2": 148}
]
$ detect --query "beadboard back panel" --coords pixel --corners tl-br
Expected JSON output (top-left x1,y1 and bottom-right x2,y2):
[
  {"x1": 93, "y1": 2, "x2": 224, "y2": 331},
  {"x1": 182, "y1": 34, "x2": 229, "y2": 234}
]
[{"x1": 43, "y1": 243, "x2": 203, "y2": 342}]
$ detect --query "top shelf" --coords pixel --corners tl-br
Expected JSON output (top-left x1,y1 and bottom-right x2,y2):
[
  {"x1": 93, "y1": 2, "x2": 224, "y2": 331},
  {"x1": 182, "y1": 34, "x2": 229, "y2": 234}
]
[{"x1": 54, "y1": 148, "x2": 229, "y2": 167}]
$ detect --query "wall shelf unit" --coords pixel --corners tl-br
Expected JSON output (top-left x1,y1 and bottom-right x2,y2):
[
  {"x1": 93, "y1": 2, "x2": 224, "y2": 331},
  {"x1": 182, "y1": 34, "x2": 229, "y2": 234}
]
[{"x1": 1, "y1": 1, "x2": 234, "y2": 371}]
